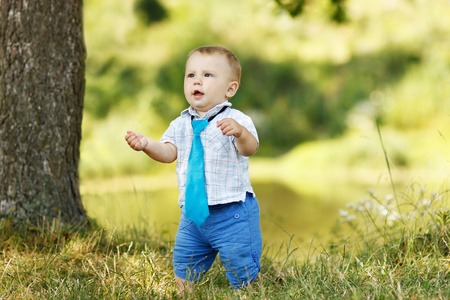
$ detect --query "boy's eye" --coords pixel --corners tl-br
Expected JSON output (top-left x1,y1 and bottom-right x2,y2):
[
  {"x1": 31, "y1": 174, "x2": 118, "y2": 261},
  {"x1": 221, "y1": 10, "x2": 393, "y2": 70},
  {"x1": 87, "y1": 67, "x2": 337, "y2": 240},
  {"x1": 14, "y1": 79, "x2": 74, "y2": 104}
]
[
  {"x1": 204, "y1": 73, "x2": 212, "y2": 77},
  {"x1": 187, "y1": 73, "x2": 194, "y2": 78}
]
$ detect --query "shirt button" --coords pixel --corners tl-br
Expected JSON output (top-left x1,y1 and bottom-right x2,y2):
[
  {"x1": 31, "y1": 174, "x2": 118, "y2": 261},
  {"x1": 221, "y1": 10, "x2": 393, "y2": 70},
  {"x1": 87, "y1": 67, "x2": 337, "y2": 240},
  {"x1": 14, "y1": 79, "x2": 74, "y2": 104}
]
[{"x1": 234, "y1": 214, "x2": 240, "y2": 219}]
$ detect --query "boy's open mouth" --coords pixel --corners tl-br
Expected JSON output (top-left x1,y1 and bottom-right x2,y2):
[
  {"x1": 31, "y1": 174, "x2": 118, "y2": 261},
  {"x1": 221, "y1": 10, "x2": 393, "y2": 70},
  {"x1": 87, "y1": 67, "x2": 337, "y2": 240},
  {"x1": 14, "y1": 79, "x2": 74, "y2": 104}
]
[{"x1": 193, "y1": 90, "x2": 204, "y2": 97}]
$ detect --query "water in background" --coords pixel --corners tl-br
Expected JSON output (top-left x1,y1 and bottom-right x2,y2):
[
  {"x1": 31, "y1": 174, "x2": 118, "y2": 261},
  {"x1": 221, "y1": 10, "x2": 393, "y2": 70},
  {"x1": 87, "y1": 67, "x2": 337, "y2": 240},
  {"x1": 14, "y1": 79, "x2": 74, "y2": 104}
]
[{"x1": 81, "y1": 176, "x2": 392, "y2": 259}]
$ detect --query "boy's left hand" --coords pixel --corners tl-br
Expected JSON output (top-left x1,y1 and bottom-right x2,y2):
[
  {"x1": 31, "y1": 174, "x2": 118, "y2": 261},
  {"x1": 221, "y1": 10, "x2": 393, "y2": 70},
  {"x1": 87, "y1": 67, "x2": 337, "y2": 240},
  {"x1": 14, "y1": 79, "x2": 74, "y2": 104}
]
[
  {"x1": 217, "y1": 118, "x2": 258, "y2": 156},
  {"x1": 216, "y1": 118, "x2": 244, "y2": 138}
]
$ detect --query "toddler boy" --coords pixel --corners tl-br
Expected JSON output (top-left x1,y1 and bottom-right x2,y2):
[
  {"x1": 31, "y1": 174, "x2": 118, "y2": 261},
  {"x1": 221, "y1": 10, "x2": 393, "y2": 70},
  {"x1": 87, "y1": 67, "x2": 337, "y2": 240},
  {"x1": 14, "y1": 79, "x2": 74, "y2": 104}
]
[{"x1": 125, "y1": 45, "x2": 262, "y2": 290}]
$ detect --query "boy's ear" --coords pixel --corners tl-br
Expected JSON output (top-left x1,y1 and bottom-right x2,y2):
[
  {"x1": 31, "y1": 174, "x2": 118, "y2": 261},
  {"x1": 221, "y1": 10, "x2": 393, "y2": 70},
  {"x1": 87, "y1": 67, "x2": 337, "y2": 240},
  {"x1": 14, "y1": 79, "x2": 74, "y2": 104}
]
[{"x1": 225, "y1": 81, "x2": 239, "y2": 98}]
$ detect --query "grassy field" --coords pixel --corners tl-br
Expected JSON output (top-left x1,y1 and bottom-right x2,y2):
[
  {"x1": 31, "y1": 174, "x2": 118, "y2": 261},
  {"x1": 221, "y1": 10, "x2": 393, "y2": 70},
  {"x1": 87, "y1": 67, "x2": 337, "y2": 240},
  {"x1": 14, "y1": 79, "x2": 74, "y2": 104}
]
[{"x1": 1, "y1": 178, "x2": 449, "y2": 299}]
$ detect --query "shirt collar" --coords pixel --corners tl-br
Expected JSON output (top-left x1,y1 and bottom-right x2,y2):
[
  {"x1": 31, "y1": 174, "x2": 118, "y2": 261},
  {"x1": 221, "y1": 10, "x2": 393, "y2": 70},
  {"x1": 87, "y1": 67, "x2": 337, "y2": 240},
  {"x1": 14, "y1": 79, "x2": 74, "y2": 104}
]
[{"x1": 181, "y1": 101, "x2": 232, "y2": 120}]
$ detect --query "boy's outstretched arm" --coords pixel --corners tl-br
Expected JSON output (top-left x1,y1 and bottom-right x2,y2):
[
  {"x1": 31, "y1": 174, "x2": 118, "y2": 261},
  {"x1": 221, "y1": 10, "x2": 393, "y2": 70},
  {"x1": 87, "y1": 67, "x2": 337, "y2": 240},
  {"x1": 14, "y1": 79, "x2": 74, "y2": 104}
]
[
  {"x1": 216, "y1": 119, "x2": 258, "y2": 157},
  {"x1": 125, "y1": 130, "x2": 177, "y2": 163}
]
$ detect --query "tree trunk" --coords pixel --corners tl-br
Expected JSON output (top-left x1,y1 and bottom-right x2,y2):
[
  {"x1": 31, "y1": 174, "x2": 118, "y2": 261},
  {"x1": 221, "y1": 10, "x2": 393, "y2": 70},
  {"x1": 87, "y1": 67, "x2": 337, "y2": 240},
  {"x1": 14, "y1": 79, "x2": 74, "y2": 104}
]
[{"x1": 0, "y1": 0, "x2": 86, "y2": 225}]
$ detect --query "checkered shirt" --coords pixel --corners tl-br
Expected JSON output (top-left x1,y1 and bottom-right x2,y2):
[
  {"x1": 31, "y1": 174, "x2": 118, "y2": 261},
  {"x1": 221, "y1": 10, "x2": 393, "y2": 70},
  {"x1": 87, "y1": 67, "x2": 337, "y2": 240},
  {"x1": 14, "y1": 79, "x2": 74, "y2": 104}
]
[{"x1": 160, "y1": 101, "x2": 258, "y2": 205}]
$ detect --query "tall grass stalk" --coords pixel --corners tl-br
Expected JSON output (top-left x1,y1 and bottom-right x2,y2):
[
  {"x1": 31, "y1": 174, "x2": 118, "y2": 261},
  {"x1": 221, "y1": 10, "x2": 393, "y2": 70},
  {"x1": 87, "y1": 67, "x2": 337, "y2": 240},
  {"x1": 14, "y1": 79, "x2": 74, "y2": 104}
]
[{"x1": 376, "y1": 121, "x2": 400, "y2": 215}]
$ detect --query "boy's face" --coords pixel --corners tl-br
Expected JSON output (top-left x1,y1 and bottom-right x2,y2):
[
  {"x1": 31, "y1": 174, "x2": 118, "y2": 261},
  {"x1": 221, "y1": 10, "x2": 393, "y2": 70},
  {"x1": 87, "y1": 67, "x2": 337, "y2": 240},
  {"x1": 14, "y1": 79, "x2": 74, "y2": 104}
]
[{"x1": 184, "y1": 52, "x2": 238, "y2": 117}]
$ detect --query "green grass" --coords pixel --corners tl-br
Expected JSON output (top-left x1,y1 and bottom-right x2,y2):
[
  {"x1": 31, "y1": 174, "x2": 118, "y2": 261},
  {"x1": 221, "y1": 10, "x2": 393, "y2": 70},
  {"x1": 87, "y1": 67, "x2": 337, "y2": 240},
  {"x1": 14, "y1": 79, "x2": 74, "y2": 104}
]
[{"x1": 2, "y1": 179, "x2": 450, "y2": 299}]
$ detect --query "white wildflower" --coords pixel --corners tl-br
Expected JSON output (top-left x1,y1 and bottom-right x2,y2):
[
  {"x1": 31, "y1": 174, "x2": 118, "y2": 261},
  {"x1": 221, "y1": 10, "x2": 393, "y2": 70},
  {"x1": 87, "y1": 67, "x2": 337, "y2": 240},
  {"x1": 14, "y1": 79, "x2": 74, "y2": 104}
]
[
  {"x1": 368, "y1": 189, "x2": 376, "y2": 195},
  {"x1": 387, "y1": 211, "x2": 400, "y2": 222},
  {"x1": 346, "y1": 214, "x2": 356, "y2": 222},
  {"x1": 339, "y1": 209, "x2": 349, "y2": 217},
  {"x1": 421, "y1": 199, "x2": 431, "y2": 207},
  {"x1": 431, "y1": 193, "x2": 442, "y2": 201},
  {"x1": 377, "y1": 205, "x2": 389, "y2": 216},
  {"x1": 354, "y1": 198, "x2": 374, "y2": 212}
]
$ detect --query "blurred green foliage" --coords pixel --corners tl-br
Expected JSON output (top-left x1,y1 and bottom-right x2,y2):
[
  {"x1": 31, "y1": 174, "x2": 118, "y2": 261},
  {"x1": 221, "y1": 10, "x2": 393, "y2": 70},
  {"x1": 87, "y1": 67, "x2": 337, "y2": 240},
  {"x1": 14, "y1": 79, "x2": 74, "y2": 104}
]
[
  {"x1": 134, "y1": 0, "x2": 167, "y2": 26},
  {"x1": 82, "y1": 0, "x2": 450, "y2": 177},
  {"x1": 274, "y1": 0, "x2": 306, "y2": 18},
  {"x1": 152, "y1": 47, "x2": 421, "y2": 154},
  {"x1": 275, "y1": 0, "x2": 348, "y2": 23},
  {"x1": 85, "y1": 56, "x2": 144, "y2": 118}
]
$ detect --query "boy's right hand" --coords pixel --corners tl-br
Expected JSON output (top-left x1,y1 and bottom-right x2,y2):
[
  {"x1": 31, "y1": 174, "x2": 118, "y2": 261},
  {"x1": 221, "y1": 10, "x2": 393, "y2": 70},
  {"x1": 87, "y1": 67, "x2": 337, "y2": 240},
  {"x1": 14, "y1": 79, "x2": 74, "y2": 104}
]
[{"x1": 125, "y1": 130, "x2": 148, "y2": 151}]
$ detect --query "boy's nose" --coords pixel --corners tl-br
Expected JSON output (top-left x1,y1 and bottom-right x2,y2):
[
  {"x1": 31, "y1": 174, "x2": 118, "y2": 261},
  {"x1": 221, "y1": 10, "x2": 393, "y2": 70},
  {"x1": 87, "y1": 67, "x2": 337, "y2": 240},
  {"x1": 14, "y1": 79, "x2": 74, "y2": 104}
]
[{"x1": 194, "y1": 78, "x2": 202, "y2": 85}]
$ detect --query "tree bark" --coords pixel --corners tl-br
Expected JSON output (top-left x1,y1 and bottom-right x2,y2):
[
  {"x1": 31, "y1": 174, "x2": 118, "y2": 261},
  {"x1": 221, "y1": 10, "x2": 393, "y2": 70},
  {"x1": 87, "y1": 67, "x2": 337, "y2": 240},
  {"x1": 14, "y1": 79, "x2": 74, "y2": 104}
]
[{"x1": 0, "y1": 0, "x2": 86, "y2": 225}]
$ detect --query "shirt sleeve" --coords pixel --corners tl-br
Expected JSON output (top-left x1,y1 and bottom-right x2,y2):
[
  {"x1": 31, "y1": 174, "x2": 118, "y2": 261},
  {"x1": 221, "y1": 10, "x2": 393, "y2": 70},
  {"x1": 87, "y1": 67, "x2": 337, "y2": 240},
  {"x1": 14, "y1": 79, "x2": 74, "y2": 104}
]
[
  {"x1": 160, "y1": 118, "x2": 179, "y2": 148},
  {"x1": 229, "y1": 110, "x2": 259, "y2": 152},
  {"x1": 243, "y1": 114, "x2": 259, "y2": 143}
]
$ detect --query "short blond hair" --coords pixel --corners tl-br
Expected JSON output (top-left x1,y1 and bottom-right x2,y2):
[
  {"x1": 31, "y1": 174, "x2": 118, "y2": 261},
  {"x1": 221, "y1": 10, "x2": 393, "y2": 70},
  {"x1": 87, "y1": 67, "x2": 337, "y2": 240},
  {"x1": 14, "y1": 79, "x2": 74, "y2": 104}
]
[{"x1": 188, "y1": 45, "x2": 241, "y2": 84}]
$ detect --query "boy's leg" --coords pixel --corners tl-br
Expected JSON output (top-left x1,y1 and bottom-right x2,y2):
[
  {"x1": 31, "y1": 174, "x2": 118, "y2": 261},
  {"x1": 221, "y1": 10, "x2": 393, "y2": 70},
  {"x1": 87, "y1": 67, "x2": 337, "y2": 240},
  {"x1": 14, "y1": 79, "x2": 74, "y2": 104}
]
[
  {"x1": 175, "y1": 275, "x2": 193, "y2": 294},
  {"x1": 173, "y1": 208, "x2": 217, "y2": 286},
  {"x1": 205, "y1": 193, "x2": 263, "y2": 288}
]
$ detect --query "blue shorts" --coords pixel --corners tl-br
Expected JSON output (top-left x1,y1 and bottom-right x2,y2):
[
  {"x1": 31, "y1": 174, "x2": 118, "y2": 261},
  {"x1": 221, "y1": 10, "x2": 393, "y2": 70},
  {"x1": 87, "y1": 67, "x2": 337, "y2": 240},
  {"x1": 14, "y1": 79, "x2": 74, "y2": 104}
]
[{"x1": 173, "y1": 192, "x2": 262, "y2": 288}]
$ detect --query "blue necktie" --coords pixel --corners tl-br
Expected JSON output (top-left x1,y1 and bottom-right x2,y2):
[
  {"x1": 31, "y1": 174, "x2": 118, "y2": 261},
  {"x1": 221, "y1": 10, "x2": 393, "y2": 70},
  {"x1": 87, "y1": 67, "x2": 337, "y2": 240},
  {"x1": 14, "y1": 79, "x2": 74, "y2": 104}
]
[{"x1": 185, "y1": 119, "x2": 210, "y2": 227}]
